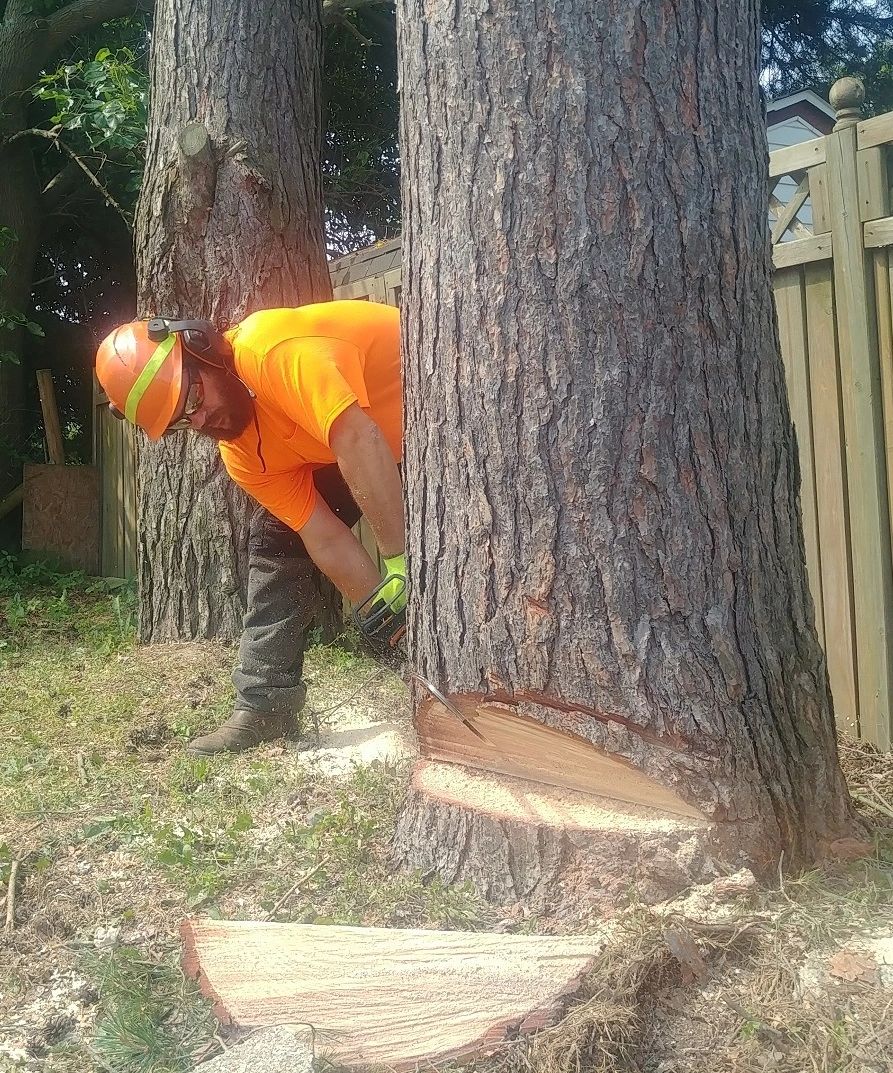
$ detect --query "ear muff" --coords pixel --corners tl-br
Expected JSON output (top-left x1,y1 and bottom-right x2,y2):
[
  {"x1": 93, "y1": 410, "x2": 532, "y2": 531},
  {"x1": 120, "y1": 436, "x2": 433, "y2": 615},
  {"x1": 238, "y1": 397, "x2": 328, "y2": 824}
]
[{"x1": 147, "y1": 317, "x2": 233, "y2": 371}]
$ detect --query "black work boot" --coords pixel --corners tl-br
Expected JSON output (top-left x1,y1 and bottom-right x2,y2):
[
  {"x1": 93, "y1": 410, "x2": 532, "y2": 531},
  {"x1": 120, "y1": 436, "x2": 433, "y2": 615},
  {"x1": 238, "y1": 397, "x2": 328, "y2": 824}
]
[{"x1": 186, "y1": 710, "x2": 297, "y2": 756}]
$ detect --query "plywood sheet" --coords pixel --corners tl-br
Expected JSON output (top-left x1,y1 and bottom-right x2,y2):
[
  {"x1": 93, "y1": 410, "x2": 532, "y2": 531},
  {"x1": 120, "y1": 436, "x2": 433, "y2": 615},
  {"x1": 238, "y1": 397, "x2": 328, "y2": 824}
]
[
  {"x1": 22, "y1": 464, "x2": 100, "y2": 574},
  {"x1": 182, "y1": 920, "x2": 601, "y2": 1070}
]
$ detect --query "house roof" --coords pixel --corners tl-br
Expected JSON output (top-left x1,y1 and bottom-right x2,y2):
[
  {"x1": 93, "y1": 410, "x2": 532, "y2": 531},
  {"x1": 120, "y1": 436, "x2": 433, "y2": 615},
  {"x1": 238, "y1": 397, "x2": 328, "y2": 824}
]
[{"x1": 766, "y1": 90, "x2": 836, "y2": 135}]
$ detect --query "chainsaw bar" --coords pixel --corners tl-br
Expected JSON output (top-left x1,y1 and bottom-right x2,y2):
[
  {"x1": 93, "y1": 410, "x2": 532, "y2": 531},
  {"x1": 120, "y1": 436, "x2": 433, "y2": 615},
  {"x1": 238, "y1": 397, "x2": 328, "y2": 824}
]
[
  {"x1": 408, "y1": 671, "x2": 491, "y2": 745},
  {"x1": 353, "y1": 577, "x2": 491, "y2": 745}
]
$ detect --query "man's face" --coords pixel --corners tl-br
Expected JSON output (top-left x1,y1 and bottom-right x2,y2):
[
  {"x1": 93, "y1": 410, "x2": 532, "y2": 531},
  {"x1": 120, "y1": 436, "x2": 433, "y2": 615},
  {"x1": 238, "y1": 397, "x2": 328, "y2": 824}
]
[{"x1": 167, "y1": 363, "x2": 254, "y2": 442}]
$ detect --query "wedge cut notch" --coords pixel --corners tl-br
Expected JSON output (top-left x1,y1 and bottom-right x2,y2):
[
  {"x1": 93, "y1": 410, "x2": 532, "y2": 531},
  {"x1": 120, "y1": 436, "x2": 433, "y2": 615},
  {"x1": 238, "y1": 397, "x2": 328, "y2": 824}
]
[{"x1": 416, "y1": 698, "x2": 706, "y2": 820}]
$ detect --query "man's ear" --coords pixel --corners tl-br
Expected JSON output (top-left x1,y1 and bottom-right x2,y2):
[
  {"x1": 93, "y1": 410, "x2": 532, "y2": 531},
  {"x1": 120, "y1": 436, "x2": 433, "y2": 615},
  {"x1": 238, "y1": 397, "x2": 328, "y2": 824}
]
[{"x1": 175, "y1": 321, "x2": 233, "y2": 371}]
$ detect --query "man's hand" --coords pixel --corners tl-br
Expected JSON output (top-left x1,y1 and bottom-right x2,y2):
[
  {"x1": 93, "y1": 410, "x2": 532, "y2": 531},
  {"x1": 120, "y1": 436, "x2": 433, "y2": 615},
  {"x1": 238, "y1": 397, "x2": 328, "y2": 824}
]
[
  {"x1": 376, "y1": 552, "x2": 407, "y2": 613},
  {"x1": 355, "y1": 552, "x2": 408, "y2": 660}
]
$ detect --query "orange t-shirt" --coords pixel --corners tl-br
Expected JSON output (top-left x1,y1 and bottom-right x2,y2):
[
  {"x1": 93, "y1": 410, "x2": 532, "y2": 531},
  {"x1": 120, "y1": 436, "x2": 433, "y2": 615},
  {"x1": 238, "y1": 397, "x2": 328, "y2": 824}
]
[{"x1": 218, "y1": 301, "x2": 401, "y2": 531}]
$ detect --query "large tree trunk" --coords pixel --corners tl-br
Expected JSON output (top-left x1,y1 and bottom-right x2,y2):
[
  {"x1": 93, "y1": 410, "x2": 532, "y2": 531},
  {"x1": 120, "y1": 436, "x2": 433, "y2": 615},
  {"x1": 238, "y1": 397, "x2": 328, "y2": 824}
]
[
  {"x1": 394, "y1": 0, "x2": 857, "y2": 906},
  {"x1": 0, "y1": 23, "x2": 42, "y2": 500},
  {"x1": 0, "y1": 140, "x2": 39, "y2": 499},
  {"x1": 135, "y1": 0, "x2": 334, "y2": 642}
]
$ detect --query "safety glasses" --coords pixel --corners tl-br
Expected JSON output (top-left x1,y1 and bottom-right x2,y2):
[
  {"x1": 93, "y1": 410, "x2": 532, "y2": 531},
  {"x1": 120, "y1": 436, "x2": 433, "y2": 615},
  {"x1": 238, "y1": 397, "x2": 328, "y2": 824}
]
[{"x1": 166, "y1": 366, "x2": 204, "y2": 432}]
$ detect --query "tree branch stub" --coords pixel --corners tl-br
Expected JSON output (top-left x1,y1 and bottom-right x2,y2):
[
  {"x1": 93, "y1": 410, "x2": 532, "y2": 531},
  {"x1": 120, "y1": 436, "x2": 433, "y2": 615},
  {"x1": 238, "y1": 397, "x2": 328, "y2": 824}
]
[
  {"x1": 176, "y1": 122, "x2": 217, "y2": 236},
  {"x1": 178, "y1": 120, "x2": 212, "y2": 163}
]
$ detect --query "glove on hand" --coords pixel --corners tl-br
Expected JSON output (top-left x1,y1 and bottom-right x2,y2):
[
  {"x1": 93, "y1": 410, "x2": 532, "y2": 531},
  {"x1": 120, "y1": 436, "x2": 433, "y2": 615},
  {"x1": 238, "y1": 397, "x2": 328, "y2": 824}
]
[{"x1": 376, "y1": 552, "x2": 407, "y2": 613}]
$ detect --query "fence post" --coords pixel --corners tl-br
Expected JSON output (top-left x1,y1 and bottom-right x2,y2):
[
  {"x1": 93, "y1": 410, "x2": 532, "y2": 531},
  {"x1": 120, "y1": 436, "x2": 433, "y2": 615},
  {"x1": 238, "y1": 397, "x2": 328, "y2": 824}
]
[{"x1": 826, "y1": 77, "x2": 893, "y2": 749}]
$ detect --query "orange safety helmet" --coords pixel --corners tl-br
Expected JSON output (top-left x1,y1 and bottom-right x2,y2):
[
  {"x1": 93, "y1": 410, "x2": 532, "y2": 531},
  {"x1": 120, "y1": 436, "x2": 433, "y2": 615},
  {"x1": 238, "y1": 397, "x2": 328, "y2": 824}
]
[{"x1": 95, "y1": 320, "x2": 185, "y2": 440}]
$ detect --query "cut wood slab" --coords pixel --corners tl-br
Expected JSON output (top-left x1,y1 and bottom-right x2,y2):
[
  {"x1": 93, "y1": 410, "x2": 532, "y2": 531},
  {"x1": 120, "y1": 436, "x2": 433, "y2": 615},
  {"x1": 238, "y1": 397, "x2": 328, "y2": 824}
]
[
  {"x1": 417, "y1": 697, "x2": 705, "y2": 819},
  {"x1": 182, "y1": 919, "x2": 602, "y2": 1070}
]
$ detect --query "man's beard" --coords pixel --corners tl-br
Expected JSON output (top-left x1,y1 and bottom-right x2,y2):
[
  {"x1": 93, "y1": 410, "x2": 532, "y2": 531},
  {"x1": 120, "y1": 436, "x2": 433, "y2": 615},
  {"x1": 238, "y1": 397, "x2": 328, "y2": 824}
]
[{"x1": 193, "y1": 377, "x2": 255, "y2": 442}]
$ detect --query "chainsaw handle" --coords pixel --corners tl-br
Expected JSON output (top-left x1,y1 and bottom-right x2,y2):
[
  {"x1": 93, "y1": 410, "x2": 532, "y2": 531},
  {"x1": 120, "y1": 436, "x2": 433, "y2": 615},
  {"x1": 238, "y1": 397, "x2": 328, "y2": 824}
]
[
  {"x1": 353, "y1": 576, "x2": 407, "y2": 659},
  {"x1": 354, "y1": 575, "x2": 406, "y2": 627}
]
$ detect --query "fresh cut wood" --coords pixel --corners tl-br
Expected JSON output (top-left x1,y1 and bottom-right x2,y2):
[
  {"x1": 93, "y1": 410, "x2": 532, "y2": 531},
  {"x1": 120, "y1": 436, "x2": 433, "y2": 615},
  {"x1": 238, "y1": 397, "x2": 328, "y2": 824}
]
[{"x1": 182, "y1": 919, "x2": 602, "y2": 1070}]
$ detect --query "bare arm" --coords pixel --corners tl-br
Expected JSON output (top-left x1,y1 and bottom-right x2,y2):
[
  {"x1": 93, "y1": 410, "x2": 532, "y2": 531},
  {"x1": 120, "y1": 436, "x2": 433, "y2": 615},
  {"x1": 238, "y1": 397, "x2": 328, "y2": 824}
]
[
  {"x1": 299, "y1": 497, "x2": 381, "y2": 602},
  {"x1": 329, "y1": 403, "x2": 405, "y2": 557}
]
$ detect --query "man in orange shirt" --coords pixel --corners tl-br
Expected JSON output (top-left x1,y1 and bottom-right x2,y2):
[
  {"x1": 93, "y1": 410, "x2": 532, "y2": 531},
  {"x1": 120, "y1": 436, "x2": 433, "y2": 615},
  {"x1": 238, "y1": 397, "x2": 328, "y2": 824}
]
[{"x1": 95, "y1": 301, "x2": 406, "y2": 754}]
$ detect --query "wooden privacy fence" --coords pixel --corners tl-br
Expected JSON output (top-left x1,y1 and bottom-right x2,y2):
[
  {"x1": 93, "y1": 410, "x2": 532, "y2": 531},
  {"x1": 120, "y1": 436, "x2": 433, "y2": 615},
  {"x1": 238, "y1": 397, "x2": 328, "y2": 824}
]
[
  {"x1": 93, "y1": 79, "x2": 893, "y2": 748},
  {"x1": 93, "y1": 381, "x2": 137, "y2": 579},
  {"x1": 770, "y1": 78, "x2": 893, "y2": 749}
]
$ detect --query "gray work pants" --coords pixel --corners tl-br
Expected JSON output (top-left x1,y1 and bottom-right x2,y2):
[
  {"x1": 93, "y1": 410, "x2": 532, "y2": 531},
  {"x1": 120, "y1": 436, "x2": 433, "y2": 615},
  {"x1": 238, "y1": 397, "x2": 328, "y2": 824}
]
[{"x1": 232, "y1": 465, "x2": 361, "y2": 715}]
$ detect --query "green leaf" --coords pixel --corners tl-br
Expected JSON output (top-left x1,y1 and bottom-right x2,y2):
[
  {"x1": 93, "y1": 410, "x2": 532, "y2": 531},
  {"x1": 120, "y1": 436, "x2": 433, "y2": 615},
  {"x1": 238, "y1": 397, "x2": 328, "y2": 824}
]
[
  {"x1": 82, "y1": 61, "x2": 107, "y2": 86},
  {"x1": 95, "y1": 48, "x2": 112, "y2": 62},
  {"x1": 82, "y1": 816, "x2": 124, "y2": 840},
  {"x1": 25, "y1": 321, "x2": 45, "y2": 337}
]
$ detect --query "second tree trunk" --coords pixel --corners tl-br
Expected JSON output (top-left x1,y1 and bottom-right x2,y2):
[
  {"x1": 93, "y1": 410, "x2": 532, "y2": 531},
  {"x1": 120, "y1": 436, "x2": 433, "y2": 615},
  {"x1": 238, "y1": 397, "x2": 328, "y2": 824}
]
[{"x1": 135, "y1": 0, "x2": 334, "y2": 642}]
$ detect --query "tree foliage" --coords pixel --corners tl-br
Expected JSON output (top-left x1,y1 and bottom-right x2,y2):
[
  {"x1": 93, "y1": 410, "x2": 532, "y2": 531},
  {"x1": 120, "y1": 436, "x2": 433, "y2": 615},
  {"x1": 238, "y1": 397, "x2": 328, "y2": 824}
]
[
  {"x1": 34, "y1": 41, "x2": 148, "y2": 196},
  {"x1": 763, "y1": 0, "x2": 893, "y2": 109},
  {"x1": 323, "y1": 3, "x2": 398, "y2": 254}
]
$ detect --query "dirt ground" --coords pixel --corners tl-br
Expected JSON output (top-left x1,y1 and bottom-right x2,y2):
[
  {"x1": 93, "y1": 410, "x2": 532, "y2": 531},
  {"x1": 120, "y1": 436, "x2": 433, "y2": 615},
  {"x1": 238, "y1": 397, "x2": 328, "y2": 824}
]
[{"x1": 1, "y1": 571, "x2": 892, "y2": 1072}]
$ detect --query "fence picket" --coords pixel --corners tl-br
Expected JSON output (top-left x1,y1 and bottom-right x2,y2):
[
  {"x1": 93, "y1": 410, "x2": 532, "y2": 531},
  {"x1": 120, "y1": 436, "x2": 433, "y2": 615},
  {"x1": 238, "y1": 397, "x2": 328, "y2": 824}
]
[
  {"x1": 803, "y1": 263, "x2": 860, "y2": 737},
  {"x1": 776, "y1": 268, "x2": 825, "y2": 644},
  {"x1": 827, "y1": 86, "x2": 893, "y2": 749}
]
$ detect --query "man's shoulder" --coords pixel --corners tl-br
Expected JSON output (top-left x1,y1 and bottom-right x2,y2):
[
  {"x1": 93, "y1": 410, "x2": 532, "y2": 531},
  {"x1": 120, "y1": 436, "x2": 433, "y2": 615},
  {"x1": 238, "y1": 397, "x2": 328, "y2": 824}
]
[
  {"x1": 227, "y1": 301, "x2": 397, "y2": 354},
  {"x1": 225, "y1": 307, "x2": 311, "y2": 355}
]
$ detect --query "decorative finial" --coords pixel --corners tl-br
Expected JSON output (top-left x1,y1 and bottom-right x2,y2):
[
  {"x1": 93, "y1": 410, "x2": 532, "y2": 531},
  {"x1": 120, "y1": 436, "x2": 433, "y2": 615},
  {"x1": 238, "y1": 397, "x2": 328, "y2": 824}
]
[{"x1": 830, "y1": 77, "x2": 866, "y2": 130}]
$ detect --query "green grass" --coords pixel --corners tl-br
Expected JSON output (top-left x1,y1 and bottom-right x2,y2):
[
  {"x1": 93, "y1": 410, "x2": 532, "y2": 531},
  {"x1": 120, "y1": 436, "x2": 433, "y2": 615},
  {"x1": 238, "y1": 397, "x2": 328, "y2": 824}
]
[
  {"x1": 0, "y1": 558, "x2": 488, "y2": 1072},
  {"x1": 39, "y1": 947, "x2": 216, "y2": 1073},
  {"x1": 5, "y1": 556, "x2": 892, "y2": 1073}
]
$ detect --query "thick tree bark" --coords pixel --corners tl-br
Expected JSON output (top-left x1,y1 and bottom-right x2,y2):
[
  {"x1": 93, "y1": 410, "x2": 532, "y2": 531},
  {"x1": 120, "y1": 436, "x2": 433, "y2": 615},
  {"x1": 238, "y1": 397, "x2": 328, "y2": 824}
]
[
  {"x1": 396, "y1": 0, "x2": 857, "y2": 899},
  {"x1": 394, "y1": 760, "x2": 714, "y2": 906},
  {"x1": 135, "y1": 0, "x2": 334, "y2": 642}
]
